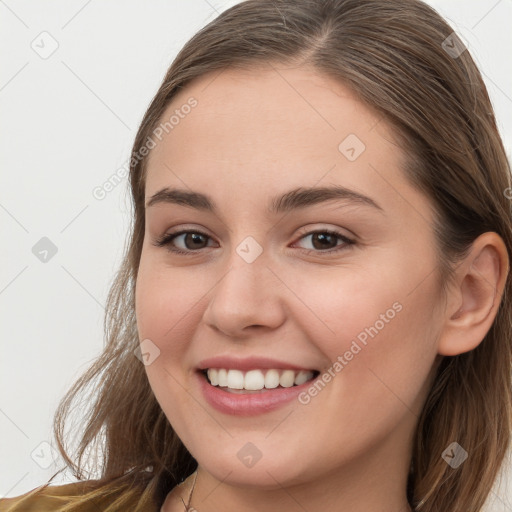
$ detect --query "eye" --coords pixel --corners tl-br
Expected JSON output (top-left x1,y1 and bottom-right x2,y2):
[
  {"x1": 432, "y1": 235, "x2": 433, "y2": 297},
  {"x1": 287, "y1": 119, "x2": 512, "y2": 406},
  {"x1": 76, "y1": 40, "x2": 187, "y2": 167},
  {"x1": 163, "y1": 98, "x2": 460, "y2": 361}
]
[
  {"x1": 153, "y1": 230, "x2": 214, "y2": 255},
  {"x1": 292, "y1": 229, "x2": 355, "y2": 253},
  {"x1": 152, "y1": 228, "x2": 355, "y2": 255}
]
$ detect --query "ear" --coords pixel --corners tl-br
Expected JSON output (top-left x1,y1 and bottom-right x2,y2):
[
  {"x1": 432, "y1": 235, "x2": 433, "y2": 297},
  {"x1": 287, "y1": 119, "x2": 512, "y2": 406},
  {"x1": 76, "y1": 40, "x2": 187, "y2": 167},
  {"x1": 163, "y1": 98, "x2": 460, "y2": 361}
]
[{"x1": 437, "y1": 232, "x2": 509, "y2": 356}]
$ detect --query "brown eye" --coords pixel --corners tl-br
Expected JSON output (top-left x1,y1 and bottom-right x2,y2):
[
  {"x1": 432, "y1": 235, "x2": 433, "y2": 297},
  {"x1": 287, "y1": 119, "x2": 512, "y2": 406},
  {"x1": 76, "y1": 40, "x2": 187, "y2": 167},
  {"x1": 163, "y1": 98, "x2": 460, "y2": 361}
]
[
  {"x1": 294, "y1": 229, "x2": 355, "y2": 253},
  {"x1": 310, "y1": 232, "x2": 338, "y2": 250},
  {"x1": 153, "y1": 228, "x2": 355, "y2": 256},
  {"x1": 153, "y1": 230, "x2": 214, "y2": 254},
  {"x1": 182, "y1": 232, "x2": 209, "y2": 250}
]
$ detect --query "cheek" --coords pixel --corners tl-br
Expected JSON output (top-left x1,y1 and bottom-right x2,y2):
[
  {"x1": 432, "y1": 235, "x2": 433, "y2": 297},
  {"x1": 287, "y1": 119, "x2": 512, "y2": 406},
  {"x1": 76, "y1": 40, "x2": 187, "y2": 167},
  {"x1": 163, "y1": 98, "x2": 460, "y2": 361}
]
[
  {"x1": 135, "y1": 259, "x2": 206, "y2": 430},
  {"x1": 286, "y1": 256, "x2": 440, "y2": 410},
  {"x1": 135, "y1": 254, "x2": 203, "y2": 347},
  {"x1": 279, "y1": 263, "x2": 407, "y2": 356}
]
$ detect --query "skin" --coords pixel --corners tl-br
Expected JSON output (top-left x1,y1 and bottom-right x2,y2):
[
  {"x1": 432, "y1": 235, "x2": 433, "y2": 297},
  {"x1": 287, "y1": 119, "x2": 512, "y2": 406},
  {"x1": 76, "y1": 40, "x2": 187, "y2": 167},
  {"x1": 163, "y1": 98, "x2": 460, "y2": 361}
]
[{"x1": 134, "y1": 62, "x2": 508, "y2": 512}]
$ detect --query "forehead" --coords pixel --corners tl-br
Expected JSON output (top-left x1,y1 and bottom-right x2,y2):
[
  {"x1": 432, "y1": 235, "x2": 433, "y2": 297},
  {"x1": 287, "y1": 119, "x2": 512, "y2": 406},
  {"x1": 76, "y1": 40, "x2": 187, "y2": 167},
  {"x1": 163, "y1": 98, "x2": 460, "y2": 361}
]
[
  {"x1": 150, "y1": 63, "x2": 386, "y2": 159},
  {"x1": 144, "y1": 64, "x2": 419, "y2": 216}
]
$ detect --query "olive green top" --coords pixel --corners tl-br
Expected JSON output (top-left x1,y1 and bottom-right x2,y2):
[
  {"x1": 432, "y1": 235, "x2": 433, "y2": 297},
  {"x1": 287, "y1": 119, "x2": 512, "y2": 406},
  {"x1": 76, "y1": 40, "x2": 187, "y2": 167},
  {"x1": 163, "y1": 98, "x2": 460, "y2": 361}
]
[{"x1": 0, "y1": 481, "x2": 157, "y2": 511}]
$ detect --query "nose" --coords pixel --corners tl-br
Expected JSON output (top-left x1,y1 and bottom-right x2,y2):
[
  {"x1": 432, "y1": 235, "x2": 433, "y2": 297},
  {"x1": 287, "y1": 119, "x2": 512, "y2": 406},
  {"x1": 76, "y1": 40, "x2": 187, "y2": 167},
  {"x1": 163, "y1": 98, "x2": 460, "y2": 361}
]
[{"x1": 202, "y1": 250, "x2": 287, "y2": 338}]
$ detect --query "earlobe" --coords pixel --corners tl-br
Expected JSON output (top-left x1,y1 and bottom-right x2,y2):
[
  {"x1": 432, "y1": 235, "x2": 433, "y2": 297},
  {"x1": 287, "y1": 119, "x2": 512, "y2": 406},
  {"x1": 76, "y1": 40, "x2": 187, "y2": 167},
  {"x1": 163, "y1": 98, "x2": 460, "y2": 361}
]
[{"x1": 437, "y1": 232, "x2": 509, "y2": 356}]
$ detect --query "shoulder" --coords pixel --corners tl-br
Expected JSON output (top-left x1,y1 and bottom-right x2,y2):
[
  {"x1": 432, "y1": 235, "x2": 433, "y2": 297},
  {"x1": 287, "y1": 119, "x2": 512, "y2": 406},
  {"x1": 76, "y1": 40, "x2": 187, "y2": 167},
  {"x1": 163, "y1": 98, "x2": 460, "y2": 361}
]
[{"x1": 0, "y1": 481, "x2": 104, "y2": 511}]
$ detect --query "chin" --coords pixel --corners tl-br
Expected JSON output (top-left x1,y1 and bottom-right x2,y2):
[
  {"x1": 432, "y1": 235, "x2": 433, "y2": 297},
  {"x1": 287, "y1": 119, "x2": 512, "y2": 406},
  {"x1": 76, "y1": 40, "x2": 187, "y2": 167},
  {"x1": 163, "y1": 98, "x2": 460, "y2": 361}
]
[{"x1": 192, "y1": 440, "x2": 316, "y2": 490}]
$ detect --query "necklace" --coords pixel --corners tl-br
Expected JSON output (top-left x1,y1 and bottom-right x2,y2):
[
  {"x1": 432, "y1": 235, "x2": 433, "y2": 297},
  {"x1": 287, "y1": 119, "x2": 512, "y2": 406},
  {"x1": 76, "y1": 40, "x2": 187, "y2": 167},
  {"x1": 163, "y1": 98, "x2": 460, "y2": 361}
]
[{"x1": 182, "y1": 470, "x2": 198, "y2": 511}]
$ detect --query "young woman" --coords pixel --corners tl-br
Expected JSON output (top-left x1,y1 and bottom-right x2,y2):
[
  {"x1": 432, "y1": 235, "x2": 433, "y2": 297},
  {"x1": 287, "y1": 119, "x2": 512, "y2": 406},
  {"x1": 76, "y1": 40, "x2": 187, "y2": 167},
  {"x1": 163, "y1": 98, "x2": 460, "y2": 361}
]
[{"x1": 2, "y1": 0, "x2": 511, "y2": 511}]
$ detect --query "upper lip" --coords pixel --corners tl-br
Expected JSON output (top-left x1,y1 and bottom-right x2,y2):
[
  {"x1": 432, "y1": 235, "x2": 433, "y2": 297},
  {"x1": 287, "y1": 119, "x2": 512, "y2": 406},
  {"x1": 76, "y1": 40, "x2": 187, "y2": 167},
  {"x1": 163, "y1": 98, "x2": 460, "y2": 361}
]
[{"x1": 197, "y1": 356, "x2": 318, "y2": 372}]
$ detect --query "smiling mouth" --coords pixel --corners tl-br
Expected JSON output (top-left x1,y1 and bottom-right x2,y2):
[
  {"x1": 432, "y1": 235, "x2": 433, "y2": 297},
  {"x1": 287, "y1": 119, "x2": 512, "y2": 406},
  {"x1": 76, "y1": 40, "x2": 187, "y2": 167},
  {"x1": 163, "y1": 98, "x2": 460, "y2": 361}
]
[{"x1": 200, "y1": 368, "x2": 320, "y2": 393}]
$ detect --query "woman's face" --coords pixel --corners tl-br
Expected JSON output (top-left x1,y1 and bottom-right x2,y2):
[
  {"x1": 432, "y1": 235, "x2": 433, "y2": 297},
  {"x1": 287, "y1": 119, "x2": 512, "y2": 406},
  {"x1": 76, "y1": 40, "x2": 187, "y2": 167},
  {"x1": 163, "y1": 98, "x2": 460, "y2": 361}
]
[{"x1": 135, "y1": 63, "x2": 444, "y2": 494}]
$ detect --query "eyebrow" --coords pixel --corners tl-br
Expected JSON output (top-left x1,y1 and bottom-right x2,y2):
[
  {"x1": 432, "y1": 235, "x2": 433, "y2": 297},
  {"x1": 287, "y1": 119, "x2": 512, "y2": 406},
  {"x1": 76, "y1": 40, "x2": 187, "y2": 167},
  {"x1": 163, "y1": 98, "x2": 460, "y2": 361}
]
[{"x1": 145, "y1": 185, "x2": 383, "y2": 214}]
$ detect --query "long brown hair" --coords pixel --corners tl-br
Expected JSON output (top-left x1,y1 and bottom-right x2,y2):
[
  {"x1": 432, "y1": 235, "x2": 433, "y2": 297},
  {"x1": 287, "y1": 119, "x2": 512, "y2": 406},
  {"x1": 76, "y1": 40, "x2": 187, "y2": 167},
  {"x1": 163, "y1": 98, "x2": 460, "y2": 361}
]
[{"x1": 5, "y1": 1, "x2": 511, "y2": 510}]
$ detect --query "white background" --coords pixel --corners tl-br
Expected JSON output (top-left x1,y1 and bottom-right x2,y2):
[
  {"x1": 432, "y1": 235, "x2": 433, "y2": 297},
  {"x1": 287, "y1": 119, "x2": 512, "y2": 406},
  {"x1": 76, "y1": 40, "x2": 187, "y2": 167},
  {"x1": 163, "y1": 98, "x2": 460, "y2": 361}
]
[{"x1": 1, "y1": 0, "x2": 511, "y2": 509}]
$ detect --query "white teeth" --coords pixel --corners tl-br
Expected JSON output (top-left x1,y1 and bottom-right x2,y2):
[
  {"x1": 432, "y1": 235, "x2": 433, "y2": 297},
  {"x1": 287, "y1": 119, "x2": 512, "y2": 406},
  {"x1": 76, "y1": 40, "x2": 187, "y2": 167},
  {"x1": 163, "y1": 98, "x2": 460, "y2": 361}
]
[
  {"x1": 208, "y1": 368, "x2": 219, "y2": 386},
  {"x1": 206, "y1": 368, "x2": 315, "y2": 391},
  {"x1": 279, "y1": 370, "x2": 295, "y2": 388},
  {"x1": 264, "y1": 369, "x2": 280, "y2": 389},
  {"x1": 217, "y1": 369, "x2": 228, "y2": 387},
  {"x1": 294, "y1": 370, "x2": 312, "y2": 386},
  {"x1": 244, "y1": 369, "x2": 265, "y2": 390},
  {"x1": 226, "y1": 369, "x2": 244, "y2": 389}
]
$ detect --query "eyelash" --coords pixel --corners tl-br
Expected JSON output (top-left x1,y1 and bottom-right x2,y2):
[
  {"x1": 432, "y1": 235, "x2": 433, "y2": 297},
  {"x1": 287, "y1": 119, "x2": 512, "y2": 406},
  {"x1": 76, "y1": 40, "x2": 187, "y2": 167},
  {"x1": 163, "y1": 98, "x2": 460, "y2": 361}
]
[{"x1": 152, "y1": 228, "x2": 355, "y2": 256}]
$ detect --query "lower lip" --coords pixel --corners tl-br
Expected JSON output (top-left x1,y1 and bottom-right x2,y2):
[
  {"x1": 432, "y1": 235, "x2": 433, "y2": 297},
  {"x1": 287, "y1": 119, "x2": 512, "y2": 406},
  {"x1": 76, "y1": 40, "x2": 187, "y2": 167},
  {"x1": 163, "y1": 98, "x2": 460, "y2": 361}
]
[{"x1": 196, "y1": 371, "x2": 317, "y2": 416}]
